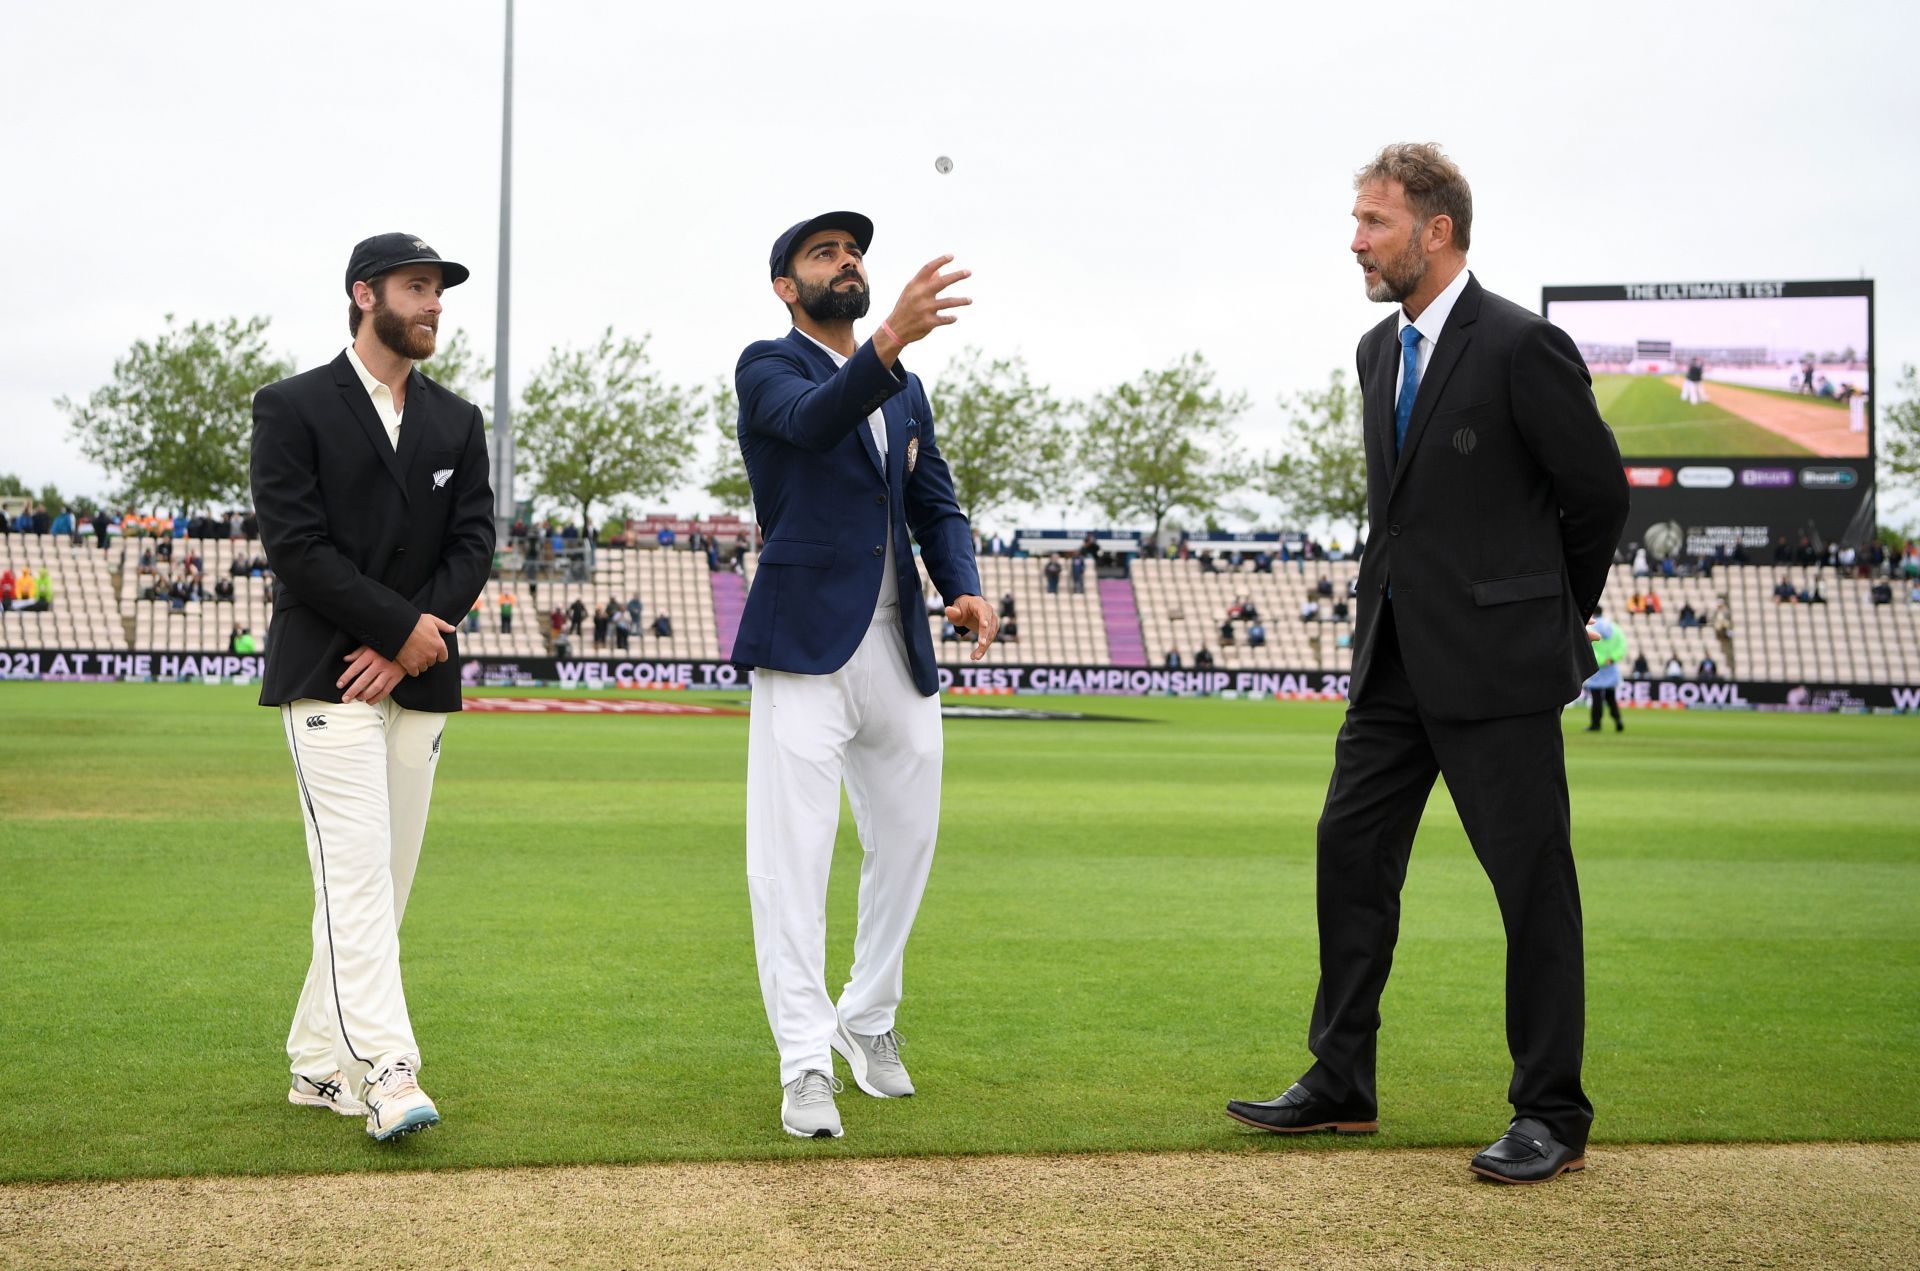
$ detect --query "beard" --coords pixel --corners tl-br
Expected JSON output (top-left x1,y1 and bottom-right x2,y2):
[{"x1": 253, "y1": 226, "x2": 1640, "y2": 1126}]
[
  {"x1": 795, "y1": 272, "x2": 871, "y2": 323},
  {"x1": 1360, "y1": 227, "x2": 1428, "y2": 303},
  {"x1": 371, "y1": 292, "x2": 438, "y2": 360}
]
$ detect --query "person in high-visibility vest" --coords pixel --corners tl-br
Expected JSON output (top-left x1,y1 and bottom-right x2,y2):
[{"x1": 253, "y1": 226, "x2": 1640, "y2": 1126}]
[{"x1": 1583, "y1": 606, "x2": 1627, "y2": 732}]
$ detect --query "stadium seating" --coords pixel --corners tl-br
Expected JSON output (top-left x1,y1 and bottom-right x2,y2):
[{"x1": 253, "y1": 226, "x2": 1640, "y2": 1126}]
[
  {"x1": 0, "y1": 533, "x2": 129, "y2": 650},
  {"x1": 1132, "y1": 555, "x2": 1361, "y2": 672}
]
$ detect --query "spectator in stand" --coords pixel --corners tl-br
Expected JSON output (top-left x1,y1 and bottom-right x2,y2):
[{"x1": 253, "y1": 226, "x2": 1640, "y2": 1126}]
[
  {"x1": 657, "y1": 524, "x2": 676, "y2": 549},
  {"x1": 568, "y1": 598, "x2": 587, "y2": 638},
  {"x1": 1871, "y1": 580, "x2": 1893, "y2": 606},
  {"x1": 215, "y1": 576, "x2": 235, "y2": 602},
  {"x1": 1772, "y1": 536, "x2": 1791, "y2": 566},
  {"x1": 229, "y1": 624, "x2": 245, "y2": 653},
  {"x1": 999, "y1": 592, "x2": 1016, "y2": 621},
  {"x1": 235, "y1": 628, "x2": 257, "y2": 654},
  {"x1": 549, "y1": 605, "x2": 565, "y2": 639},
  {"x1": 1315, "y1": 575, "x2": 1334, "y2": 598},
  {"x1": 1299, "y1": 597, "x2": 1320, "y2": 623},
  {"x1": 499, "y1": 590, "x2": 515, "y2": 633},
  {"x1": 1677, "y1": 602, "x2": 1699, "y2": 628},
  {"x1": 652, "y1": 611, "x2": 673, "y2": 638},
  {"x1": 1710, "y1": 597, "x2": 1733, "y2": 638},
  {"x1": 51, "y1": 507, "x2": 73, "y2": 540},
  {"x1": 1795, "y1": 533, "x2": 1816, "y2": 566},
  {"x1": 941, "y1": 618, "x2": 958, "y2": 643},
  {"x1": 1774, "y1": 576, "x2": 1797, "y2": 603},
  {"x1": 466, "y1": 603, "x2": 481, "y2": 634},
  {"x1": 1044, "y1": 555, "x2": 1062, "y2": 595},
  {"x1": 1070, "y1": 553, "x2": 1086, "y2": 595},
  {"x1": 1697, "y1": 656, "x2": 1719, "y2": 681},
  {"x1": 1198, "y1": 552, "x2": 1218, "y2": 574},
  {"x1": 1080, "y1": 532, "x2": 1099, "y2": 559},
  {"x1": 592, "y1": 605, "x2": 610, "y2": 648},
  {"x1": 1241, "y1": 597, "x2": 1260, "y2": 622},
  {"x1": 1663, "y1": 653, "x2": 1686, "y2": 679},
  {"x1": 1632, "y1": 545, "x2": 1650, "y2": 577},
  {"x1": 1838, "y1": 543, "x2": 1857, "y2": 572},
  {"x1": 230, "y1": 553, "x2": 250, "y2": 577},
  {"x1": 1193, "y1": 646, "x2": 1215, "y2": 669},
  {"x1": 1804, "y1": 582, "x2": 1826, "y2": 605},
  {"x1": 706, "y1": 538, "x2": 721, "y2": 572},
  {"x1": 1328, "y1": 539, "x2": 1345, "y2": 561},
  {"x1": 1000, "y1": 616, "x2": 1019, "y2": 642},
  {"x1": 1248, "y1": 619, "x2": 1267, "y2": 648},
  {"x1": 1254, "y1": 551, "x2": 1273, "y2": 574},
  {"x1": 1331, "y1": 598, "x2": 1350, "y2": 622},
  {"x1": 31, "y1": 504, "x2": 51, "y2": 535},
  {"x1": 33, "y1": 573, "x2": 52, "y2": 608},
  {"x1": 613, "y1": 609, "x2": 633, "y2": 650},
  {"x1": 1165, "y1": 649, "x2": 1182, "y2": 668},
  {"x1": 15, "y1": 567, "x2": 35, "y2": 603},
  {"x1": 1643, "y1": 590, "x2": 1663, "y2": 615},
  {"x1": 1219, "y1": 619, "x2": 1236, "y2": 647},
  {"x1": 92, "y1": 508, "x2": 111, "y2": 550},
  {"x1": 1630, "y1": 652, "x2": 1650, "y2": 681},
  {"x1": 2, "y1": 570, "x2": 18, "y2": 606}
]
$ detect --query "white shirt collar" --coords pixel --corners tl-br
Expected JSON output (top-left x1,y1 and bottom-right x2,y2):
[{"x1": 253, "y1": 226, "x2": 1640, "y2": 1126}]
[
  {"x1": 344, "y1": 342, "x2": 397, "y2": 400},
  {"x1": 1396, "y1": 265, "x2": 1473, "y2": 344},
  {"x1": 795, "y1": 327, "x2": 850, "y2": 367}
]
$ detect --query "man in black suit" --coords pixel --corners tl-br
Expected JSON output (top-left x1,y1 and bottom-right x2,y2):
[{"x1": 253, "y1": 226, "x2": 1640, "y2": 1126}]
[
  {"x1": 1226, "y1": 145, "x2": 1630, "y2": 1184},
  {"x1": 249, "y1": 232, "x2": 495, "y2": 1142}
]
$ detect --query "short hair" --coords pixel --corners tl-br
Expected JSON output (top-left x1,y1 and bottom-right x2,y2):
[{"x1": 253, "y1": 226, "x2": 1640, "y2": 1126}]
[
  {"x1": 1355, "y1": 143, "x2": 1472, "y2": 252},
  {"x1": 346, "y1": 273, "x2": 388, "y2": 335}
]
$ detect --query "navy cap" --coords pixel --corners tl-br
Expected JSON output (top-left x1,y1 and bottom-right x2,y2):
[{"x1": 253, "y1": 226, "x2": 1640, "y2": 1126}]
[
  {"x1": 345, "y1": 232, "x2": 471, "y2": 296},
  {"x1": 769, "y1": 211, "x2": 873, "y2": 280}
]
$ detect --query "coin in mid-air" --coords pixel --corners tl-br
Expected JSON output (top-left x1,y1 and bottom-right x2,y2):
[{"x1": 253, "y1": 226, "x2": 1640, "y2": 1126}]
[{"x1": 934, "y1": 156, "x2": 953, "y2": 174}]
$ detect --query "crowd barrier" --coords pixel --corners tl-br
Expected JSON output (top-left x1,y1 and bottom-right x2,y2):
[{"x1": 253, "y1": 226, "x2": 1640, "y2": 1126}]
[{"x1": 5, "y1": 647, "x2": 1918, "y2": 713}]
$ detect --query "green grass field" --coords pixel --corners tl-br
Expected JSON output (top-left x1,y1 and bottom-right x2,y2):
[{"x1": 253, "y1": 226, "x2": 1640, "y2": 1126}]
[
  {"x1": 1, "y1": 684, "x2": 1916, "y2": 1184},
  {"x1": 1591, "y1": 373, "x2": 1813, "y2": 456}
]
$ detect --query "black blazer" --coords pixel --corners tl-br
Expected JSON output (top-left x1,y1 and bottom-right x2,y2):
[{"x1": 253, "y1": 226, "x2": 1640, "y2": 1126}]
[
  {"x1": 1351, "y1": 275, "x2": 1630, "y2": 722},
  {"x1": 249, "y1": 352, "x2": 496, "y2": 712}
]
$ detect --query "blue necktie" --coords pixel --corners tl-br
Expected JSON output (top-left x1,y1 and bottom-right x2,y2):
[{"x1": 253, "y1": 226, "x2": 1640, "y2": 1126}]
[{"x1": 1394, "y1": 324, "x2": 1422, "y2": 454}]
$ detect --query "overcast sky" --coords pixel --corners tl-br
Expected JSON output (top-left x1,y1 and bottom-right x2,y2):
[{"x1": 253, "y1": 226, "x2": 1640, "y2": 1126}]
[{"x1": 4, "y1": 0, "x2": 1916, "y2": 531}]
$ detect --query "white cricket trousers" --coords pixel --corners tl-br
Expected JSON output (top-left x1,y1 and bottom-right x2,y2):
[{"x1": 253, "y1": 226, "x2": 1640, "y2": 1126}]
[
  {"x1": 280, "y1": 697, "x2": 446, "y2": 1093},
  {"x1": 746, "y1": 610, "x2": 943, "y2": 1087}
]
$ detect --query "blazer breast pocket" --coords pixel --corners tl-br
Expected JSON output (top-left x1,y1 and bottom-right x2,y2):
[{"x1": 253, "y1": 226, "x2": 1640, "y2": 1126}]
[{"x1": 422, "y1": 448, "x2": 461, "y2": 494}]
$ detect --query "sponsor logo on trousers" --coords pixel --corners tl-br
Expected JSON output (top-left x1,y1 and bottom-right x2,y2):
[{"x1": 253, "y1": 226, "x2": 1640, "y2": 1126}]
[{"x1": 305, "y1": 715, "x2": 327, "y2": 730}]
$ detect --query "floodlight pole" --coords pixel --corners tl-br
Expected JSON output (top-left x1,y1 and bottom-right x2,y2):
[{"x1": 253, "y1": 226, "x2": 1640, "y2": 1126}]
[{"x1": 492, "y1": 0, "x2": 516, "y2": 540}]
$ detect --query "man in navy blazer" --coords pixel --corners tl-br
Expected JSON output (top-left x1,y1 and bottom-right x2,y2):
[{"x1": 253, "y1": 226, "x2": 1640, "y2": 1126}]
[{"x1": 734, "y1": 210, "x2": 995, "y2": 1140}]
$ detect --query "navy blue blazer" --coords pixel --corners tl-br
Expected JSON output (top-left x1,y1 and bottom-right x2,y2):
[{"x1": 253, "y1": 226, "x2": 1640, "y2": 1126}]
[{"x1": 733, "y1": 329, "x2": 981, "y2": 696}]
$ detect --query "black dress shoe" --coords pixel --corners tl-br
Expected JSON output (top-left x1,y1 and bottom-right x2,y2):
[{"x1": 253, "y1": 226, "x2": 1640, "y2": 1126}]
[
  {"x1": 1468, "y1": 1117, "x2": 1586, "y2": 1184},
  {"x1": 1225, "y1": 1082, "x2": 1377, "y2": 1134}
]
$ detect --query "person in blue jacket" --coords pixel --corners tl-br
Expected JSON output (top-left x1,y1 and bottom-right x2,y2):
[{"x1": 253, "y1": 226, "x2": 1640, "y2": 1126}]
[{"x1": 733, "y1": 210, "x2": 996, "y2": 1140}]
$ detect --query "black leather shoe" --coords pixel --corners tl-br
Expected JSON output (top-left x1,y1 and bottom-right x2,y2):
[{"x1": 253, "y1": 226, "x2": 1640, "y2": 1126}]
[
  {"x1": 1225, "y1": 1082, "x2": 1378, "y2": 1134},
  {"x1": 1469, "y1": 1117, "x2": 1586, "y2": 1184}
]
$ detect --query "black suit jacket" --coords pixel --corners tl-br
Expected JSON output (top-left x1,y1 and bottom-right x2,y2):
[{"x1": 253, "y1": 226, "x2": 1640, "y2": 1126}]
[
  {"x1": 249, "y1": 352, "x2": 496, "y2": 712},
  {"x1": 1351, "y1": 275, "x2": 1630, "y2": 721}
]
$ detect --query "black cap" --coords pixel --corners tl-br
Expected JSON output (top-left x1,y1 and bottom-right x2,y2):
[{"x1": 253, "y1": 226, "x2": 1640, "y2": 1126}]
[
  {"x1": 769, "y1": 211, "x2": 873, "y2": 280},
  {"x1": 344, "y1": 232, "x2": 471, "y2": 296}
]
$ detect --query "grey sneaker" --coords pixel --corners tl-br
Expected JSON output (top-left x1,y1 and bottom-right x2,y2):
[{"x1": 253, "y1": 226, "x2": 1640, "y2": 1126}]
[
  {"x1": 832, "y1": 1019, "x2": 915, "y2": 1098},
  {"x1": 781, "y1": 1070, "x2": 844, "y2": 1138}
]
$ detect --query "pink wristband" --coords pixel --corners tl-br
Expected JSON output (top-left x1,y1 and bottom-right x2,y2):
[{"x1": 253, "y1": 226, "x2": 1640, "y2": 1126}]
[{"x1": 881, "y1": 319, "x2": 904, "y2": 347}]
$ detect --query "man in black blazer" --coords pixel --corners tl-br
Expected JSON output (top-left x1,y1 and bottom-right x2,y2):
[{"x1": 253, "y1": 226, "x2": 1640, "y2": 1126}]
[
  {"x1": 249, "y1": 232, "x2": 495, "y2": 1141},
  {"x1": 1226, "y1": 146, "x2": 1629, "y2": 1183}
]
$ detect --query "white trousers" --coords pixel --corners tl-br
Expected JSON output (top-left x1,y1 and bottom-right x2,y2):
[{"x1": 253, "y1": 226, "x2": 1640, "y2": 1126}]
[
  {"x1": 280, "y1": 698, "x2": 445, "y2": 1093},
  {"x1": 746, "y1": 610, "x2": 943, "y2": 1087},
  {"x1": 1681, "y1": 379, "x2": 1707, "y2": 404}
]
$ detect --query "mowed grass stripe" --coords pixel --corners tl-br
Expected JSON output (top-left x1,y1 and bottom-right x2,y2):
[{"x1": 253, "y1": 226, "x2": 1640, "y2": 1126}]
[
  {"x1": 0, "y1": 684, "x2": 1915, "y2": 1181},
  {"x1": 1592, "y1": 373, "x2": 1812, "y2": 456}
]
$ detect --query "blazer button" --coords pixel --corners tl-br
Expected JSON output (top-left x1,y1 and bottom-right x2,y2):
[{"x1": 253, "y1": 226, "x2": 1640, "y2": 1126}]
[
  {"x1": 1389, "y1": 524, "x2": 1402, "y2": 536},
  {"x1": 394, "y1": 546, "x2": 407, "y2": 556},
  {"x1": 872, "y1": 545, "x2": 884, "y2": 556},
  {"x1": 874, "y1": 494, "x2": 885, "y2": 506}
]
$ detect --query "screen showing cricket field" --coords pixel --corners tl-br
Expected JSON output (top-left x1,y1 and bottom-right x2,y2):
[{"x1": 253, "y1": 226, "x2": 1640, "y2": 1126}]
[{"x1": 1542, "y1": 281, "x2": 1872, "y2": 460}]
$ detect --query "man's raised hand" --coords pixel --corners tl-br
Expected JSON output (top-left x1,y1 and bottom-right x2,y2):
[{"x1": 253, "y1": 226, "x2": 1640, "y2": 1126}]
[
  {"x1": 881, "y1": 256, "x2": 971, "y2": 349},
  {"x1": 395, "y1": 612, "x2": 457, "y2": 676}
]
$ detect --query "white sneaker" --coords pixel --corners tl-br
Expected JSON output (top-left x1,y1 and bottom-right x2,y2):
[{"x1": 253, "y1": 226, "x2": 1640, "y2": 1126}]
[
  {"x1": 288, "y1": 1071, "x2": 367, "y2": 1117},
  {"x1": 831, "y1": 1019, "x2": 916, "y2": 1098},
  {"x1": 780, "y1": 1070, "x2": 844, "y2": 1139},
  {"x1": 363, "y1": 1058, "x2": 440, "y2": 1141}
]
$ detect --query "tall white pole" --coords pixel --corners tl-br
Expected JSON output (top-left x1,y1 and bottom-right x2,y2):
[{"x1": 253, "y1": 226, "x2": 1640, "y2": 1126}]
[{"x1": 492, "y1": 0, "x2": 515, "y2": 538}]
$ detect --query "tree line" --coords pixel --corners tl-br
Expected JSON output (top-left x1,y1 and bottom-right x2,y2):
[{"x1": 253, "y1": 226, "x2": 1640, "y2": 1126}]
[{"x1": 52, "y1": 315, "x2": 1920, "y2": 540}]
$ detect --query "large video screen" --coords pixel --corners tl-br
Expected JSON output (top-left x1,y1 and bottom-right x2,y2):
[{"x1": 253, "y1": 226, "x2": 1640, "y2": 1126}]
[{"x1": 1544, "y1": 281, "x2": 1871, "y2": 460}]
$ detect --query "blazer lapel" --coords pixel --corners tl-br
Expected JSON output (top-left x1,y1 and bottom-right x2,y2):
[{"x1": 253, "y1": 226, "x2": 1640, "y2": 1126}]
[
  {"x1": 883, "y1": 394, "x2": 911, "y2": 489},
  {"x1": 395, "y1": 369, "x2": 433, "y2": 479},
  {"x1": 785, "y1": 329, "x2": 885, "y2": 479},
  {"x1": 1390, "y1": 277, "x2": 1481, "y2": 492},
  {"x1": 1363, "y1": 318, "x2": 1399, "y2": 486},
  {"x1": 330, "y1": 353, "x2": 408, "y2": 501}
]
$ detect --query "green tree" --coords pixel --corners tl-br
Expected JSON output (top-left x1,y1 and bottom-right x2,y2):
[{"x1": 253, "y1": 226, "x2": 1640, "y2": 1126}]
[
  {"x1": 932, "y1": 347, "x2": 1071, "y2": 526},
  {"x1": 417, "y1": 326, "x2": 494, "y2": 413},
  {"x1": 700, "y1": 380, "x2": 752, "y2": 513},
  {"x1": 1257, "y1": 368, "x2": 1370, "y2": 542},
  {"x1": 0, "y1": 472, "x2": 27, "y2": 496},
  {"x1": 515, "y1": 328, "x2": 698, "y2": 529},
  {"x1": 1881, "y1": 364, "x2": 1920, "y2": 498},
  {"x1": 59, "y1": 315, "x2": 292, "y2": 514},
  {"x1": 1075, "y1": 352, "x2": 1250, "y2": 541}
]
